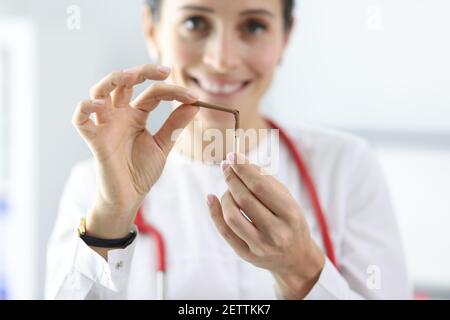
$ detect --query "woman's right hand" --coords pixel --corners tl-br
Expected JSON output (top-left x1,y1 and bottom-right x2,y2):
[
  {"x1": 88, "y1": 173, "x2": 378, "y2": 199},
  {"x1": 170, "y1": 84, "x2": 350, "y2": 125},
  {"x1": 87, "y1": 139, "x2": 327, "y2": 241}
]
[{"x1": 72, "y1": 64, "x2": 199, "y2": 240}]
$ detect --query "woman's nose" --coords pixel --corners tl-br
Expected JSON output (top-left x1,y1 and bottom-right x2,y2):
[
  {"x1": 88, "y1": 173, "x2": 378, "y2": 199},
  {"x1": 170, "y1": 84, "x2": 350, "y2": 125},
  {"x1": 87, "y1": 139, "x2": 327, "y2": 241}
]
[{"x1": 203, "y1": 28, "x2": 241, "y2": 73}]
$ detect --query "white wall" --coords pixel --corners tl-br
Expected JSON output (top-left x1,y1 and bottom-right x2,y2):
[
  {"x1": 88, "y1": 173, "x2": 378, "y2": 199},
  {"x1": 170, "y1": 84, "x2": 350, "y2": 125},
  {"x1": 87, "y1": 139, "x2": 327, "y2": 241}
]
[
  {"x1": 267, "y1": 0, "x2": 450, "y2": 132},
  {"x1": 377, "y1": 147, "x2": 450, "y2": 291}
]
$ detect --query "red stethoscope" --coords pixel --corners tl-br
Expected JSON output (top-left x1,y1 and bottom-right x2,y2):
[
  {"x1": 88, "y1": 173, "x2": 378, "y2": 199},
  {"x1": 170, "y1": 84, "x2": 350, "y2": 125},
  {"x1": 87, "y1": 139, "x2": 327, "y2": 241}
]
[{"x1": 134, "y1": 118, "x2": 337, "y2": 299}]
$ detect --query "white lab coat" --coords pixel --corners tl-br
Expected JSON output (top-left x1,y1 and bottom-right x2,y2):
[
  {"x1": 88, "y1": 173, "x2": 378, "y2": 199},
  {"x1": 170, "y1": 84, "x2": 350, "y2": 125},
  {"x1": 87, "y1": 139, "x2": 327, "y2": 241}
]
[{"x1": 45, "y1": 122, "x2": 412, "y2": 299}]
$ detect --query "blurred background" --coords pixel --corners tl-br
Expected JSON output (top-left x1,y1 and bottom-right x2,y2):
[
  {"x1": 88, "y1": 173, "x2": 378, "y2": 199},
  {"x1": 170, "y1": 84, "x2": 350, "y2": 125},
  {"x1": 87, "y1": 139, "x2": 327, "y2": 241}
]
[{"x1": 0, "y1": 0, "x2": 449, "y2": 299}]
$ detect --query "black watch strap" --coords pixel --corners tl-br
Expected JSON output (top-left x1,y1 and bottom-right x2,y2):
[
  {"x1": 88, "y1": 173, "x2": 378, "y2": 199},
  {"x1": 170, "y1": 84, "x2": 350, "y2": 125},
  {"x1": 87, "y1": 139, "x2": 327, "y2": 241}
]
[
  {"x1": 78, "y1": 217, "x2": 137, "y2": 248},
  {"x1": 80, "y1": 231, "x2": 137, "y2": 249}
]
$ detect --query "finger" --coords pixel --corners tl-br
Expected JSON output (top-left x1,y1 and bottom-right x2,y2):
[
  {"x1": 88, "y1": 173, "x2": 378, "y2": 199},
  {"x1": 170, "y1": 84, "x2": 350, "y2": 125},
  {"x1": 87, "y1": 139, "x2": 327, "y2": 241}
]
[
  {"x1": 111, "y1": 85, "x2": 133, "y2": 108},
  {"x1": 90, "y1": 64, "x2": 171, "y2": 102},
  {"x1": 72, "y1": 99, "x2": 106, "y2": 130},
  {"x1": 227, "y1": 152, "x2": 296, "y2": 218},
  {"x1": 207, "y1": 194, "x2": 254, "y2": 261},
  {"x1": 220, "y1": 191, "x2": 259, "y2": 246},
  {"x1": 131, "y1": 82, "x2": 199, "y2": 113},
  {"x1": 153, "y1": 104, "x2": 199, "y2": 155},
  {"x1": 90, "y1": 71, "x2": 135, "y2": 100},
  {"x1": 122, "y1": 64, "x2": 172, "y2": 87},
  {"x1": 220, "y1": 161, "x2": 278, "y2": 231}
]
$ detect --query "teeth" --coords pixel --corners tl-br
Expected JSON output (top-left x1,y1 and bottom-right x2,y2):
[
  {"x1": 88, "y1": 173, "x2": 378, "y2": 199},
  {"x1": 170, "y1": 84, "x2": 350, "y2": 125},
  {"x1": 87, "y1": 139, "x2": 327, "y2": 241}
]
[{"x1": 197, "y1": 80, "x2": 243, "y2": 95}]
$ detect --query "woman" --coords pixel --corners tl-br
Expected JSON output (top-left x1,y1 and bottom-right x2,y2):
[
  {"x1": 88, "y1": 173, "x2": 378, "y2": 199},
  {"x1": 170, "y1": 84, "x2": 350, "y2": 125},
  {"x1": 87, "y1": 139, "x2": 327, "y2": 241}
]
[{"x1": 46, "y1": 0, "x2": 411, "y2": 299}]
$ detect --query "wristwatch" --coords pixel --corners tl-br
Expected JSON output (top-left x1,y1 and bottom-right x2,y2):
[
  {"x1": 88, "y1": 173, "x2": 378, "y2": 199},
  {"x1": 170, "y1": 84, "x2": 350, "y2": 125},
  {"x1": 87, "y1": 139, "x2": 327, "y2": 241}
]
[{"x1": 77, "y1": 217, "x2": 137, "y2": 248}]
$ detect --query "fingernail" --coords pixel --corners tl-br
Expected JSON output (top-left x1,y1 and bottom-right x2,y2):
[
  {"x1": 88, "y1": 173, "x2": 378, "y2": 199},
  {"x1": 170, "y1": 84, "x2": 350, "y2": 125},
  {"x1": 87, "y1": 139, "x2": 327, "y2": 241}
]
[
  {"x1": 206, "y1": 194, "x2": 215, "y2": 207},
  {"x1": 226, "y1": 152, "x2": 235, "y2": 164},
  {"x1": 92, "y1": 99, "x2": 106, "y2": 106},
  {"x1": 220, "y1": 160, "x2": 230, "y2": 171},
  {"x1": 187, "y1": 90, "x2": 199, "y2": 100},
  {"x1": 157, "y1": 65, "x2": 171, "y2": 74}
]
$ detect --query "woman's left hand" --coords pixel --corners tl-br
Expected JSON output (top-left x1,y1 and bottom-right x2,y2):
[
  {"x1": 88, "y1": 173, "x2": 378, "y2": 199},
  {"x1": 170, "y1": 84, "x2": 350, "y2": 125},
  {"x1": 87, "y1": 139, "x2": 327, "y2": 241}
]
[{"x1": 207, "y1": 152, "x2": 325, "y2": 300}]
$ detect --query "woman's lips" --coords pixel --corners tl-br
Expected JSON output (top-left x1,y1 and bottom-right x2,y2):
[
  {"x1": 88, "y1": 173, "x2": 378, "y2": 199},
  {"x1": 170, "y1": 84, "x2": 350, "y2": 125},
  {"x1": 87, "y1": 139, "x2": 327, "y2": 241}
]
[{"x1": 189, "y1": 76, "x2": 251, "y2": 98}]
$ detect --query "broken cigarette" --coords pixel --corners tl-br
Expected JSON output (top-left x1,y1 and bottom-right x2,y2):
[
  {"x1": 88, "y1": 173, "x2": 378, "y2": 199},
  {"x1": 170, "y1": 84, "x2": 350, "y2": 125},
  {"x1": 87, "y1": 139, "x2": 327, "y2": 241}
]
[{"x1": 191, "y1": 100, "x2": 240, "y2": 153}]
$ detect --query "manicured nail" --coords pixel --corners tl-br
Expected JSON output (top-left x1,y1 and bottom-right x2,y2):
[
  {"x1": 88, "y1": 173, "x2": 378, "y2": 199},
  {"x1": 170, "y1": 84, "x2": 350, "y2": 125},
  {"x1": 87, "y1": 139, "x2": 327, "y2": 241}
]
[
  {"x1": 92, "y1": 99, "x2": 106, "y2": 106},
  {"x1": 226, "y1": 152, "x2": 236, "y2": 164},
  {"x1": 187, "y1": 90, "x2": 199, "y2": 100},
  {"x1": 206, "y1": 194, "x2": 215, "y2": 207},
  {"x1": 157, "y1": 65, "x2": 171, "y2": 74},
  {"x1": 220, "y1": 160, "x2": 230, "y2": 171}
]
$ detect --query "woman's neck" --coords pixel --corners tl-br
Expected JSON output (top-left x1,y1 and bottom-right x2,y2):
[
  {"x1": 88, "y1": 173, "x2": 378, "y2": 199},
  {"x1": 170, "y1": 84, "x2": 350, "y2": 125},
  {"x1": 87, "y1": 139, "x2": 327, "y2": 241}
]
[{"x1": 173, "y1": 111, "x2": 270, "y2": 164}]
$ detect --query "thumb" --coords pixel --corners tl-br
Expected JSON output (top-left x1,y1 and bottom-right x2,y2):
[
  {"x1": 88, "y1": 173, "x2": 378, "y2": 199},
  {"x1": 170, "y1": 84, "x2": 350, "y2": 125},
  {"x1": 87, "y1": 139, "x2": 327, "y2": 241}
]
[{"x1": 154, "y1": 104, "x2": 199, "y2": 155}]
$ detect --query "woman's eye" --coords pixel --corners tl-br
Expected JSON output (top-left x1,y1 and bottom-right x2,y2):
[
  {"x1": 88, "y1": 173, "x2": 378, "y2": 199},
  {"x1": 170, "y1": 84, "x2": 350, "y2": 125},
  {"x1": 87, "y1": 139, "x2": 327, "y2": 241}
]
[
  {"x1": 183, "y1": 16, "x2": 208, "y2": 32},
  {"x1": 244, "y1": 20, "x2": 267, "y2": 34}
]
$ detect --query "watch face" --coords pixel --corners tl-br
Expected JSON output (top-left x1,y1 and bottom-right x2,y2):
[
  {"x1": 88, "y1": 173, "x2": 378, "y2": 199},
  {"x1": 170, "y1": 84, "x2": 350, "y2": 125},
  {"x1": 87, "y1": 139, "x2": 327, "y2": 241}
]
[{"x1": 78, "y1": 217, "x2": 86, "y2": 236}]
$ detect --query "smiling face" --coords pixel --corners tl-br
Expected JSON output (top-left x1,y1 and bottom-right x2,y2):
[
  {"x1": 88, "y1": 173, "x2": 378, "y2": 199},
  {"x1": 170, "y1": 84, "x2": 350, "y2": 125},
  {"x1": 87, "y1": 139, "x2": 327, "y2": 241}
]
[{"x1": 144, "y1": 0, "x2": 292, "y2": 128}]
